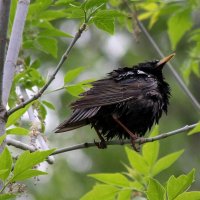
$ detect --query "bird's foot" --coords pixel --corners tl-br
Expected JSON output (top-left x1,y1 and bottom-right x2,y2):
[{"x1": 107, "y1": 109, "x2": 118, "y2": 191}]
[
  {"x1": 130, "y1": 134, "x2": 141, "y2": 152},
  {"x1": 94, "y1": 139, "x2": 107, "y2": 149}
]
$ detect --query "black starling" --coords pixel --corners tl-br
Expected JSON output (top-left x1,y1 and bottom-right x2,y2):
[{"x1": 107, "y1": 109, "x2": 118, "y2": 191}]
[{"x1": 55, "y1": 54, "x2": 175, "y2": 148}]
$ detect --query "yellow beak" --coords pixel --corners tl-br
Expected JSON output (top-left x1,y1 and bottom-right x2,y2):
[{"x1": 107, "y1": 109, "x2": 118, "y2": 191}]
[{"x1": 156, "y1": 53, "x2": 175, "y2": 67}]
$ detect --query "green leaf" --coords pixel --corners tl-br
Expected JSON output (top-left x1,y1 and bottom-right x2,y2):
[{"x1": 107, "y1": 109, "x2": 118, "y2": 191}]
[
  {"x1": 12, "y1": 149, "x2": 55, "y2": 182},
  {"x1": 12, "y1": 169, "x2": 47, "y2": 181},
  {"x1": 92, "y1": 10, "x2": 123, "y2": 34},
  {"x1": 146, "y1": 178, "x2": 165, "y2": 200},
  {"x1": 94, "y1": 17, "x2": 114, "y2": 34},
  {"x1": 129, "y1": 181, "x2": 144, "y2": 191},
  {"x1": 6, "y1": 102, "x2": 34, "y2": 128},
  {"x1": 66, "y1": 84, "x2": 85, "y2": 97},
  {"x1": 39, "y1": 10, "x2": 68, "y2": 21},
  {"x1": 84, "y1": 0, "x2": 108, "y2": 10},
  {"x1": 167, "y1": 169, "x2": 195, "y2": 200},
  {"x1": 93, "y1": 10, "x2": 122, "y2": 34},
  {"x1": 6, "y1": 127, "x2": 29, "y2": 136},
  {"x1": 64, "y1": 67, "x2": 85, "y2": 83},
  {"x1": 0, "y1": 169, "x2": 8, "y2": 176},
  {"x1": 35, "y1": 20, "x2": 54, "y2": 30},
  {"x1": 125, "y1": 147, "x2": 149, "y2": 175},
  {"x1": 0, "y1": 147, "x2": 13, "y2": 181},
  {"x1": 36, "y1": 37, "x2": 58, "y2": 58},
  {"x1": 188, "y1": 122, "x2": 200, "y2": 135},
  {"x1": 95, "y1": 9, "x2": 123, "y2": 18},
  {"x1": 42, "y1": 100, "x2": 55, "y2": 110},
  {"x1": 0, "y1": 194, "x2": 16, "y2": 200},
  {"x1": 0, "y1": 134, "x2": 6, "y2": 145},
  {"x1": 16, "y1": 68, "x2": 45, "y2": 89},
  {"x1": 175, "y1": 192, "x2": 200, "y2": 200},
  {"x1": 39, "y1": 28, "x2": 73, "y2": 38},
  {"x1": 27, "y1": 0, "x2": 52, "y2": 20},
  {"x1": 23, "y1": 40, "x2": 35, "y2": 49},
  {"x1": 65, "y1": 7, "x2": 85, "y2": 19},
  {"x1": 152, "y1": 149, "x2": 184, "y2": 176},
  {"x1": 89, "y1": 173, "x2": 130, "y2": 187},
  {"x1": 38, "y1": 103, "x2": 47, "y2": 120},
  {"x1": 81, "y1": 184, "x2": 118, "y2": 200},
  {"x1": 55, "y1": 0, "x2": 74, "y2": 5},
  {"x1": 168, "y1": 8, "x2": 193, "y2": 49},
  {"x1": 142, "y1": 126, "x2": 159, "y2": 168},
  {"x1": 117, "y1": 190, "x2": 131, "y2": 200},
  {"x1": 30, "y1": 59, "x2": 41, "y2": 69}
]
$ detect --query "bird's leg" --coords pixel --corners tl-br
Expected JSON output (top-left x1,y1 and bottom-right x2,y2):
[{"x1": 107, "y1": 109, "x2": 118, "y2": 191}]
[
  {"x1": 112, "y1": 114, "x2": 139, "y2": 151},
  {"x1": 94, "y1": 126, "x2": 107, "y2": 149}
]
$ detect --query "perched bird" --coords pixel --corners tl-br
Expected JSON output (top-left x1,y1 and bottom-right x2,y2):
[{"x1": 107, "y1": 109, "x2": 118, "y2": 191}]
[{"x1": 55, "y1": 54, "x2": 175, "y2": 148}]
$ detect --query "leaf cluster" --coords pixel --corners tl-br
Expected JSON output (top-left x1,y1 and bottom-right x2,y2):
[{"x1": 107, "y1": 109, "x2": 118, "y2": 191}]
[
  {"x1": 0, "y1": 147, "x2": 54, "y2": 199},
  {"x1": 81, "y1": 127, "x2": 200, "y2": 200}
]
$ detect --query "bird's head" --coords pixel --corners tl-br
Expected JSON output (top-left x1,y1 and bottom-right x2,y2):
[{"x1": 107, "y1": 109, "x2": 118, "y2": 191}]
[{"x1": 137, "y1": 53, "x2": 175, "y2": 77}]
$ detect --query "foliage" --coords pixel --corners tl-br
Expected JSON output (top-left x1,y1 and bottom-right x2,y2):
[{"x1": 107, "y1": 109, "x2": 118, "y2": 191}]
[
  {"x1": 0, "y1": 0, "x2": 200, "y2": 199},
  {"x1": 81, "y1": 127, "x2": 199, "y2": 200},
  {"x1": 0, "y1": 148, "x2": 54, "y2": 197}
]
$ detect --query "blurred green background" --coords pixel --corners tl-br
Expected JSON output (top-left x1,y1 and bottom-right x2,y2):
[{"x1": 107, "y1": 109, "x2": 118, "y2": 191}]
[{"x1": 15, "y1": 0, "x2": 200, "y2": 199}]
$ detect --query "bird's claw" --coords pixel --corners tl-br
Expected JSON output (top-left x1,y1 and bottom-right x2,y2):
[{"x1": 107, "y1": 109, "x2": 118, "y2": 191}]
[
  {"x1": 131, "y1": 136, "x2": 141, "y2": 152},
  {"x1": 94, "y1": 139, "x2": 107, "y2": 149}
]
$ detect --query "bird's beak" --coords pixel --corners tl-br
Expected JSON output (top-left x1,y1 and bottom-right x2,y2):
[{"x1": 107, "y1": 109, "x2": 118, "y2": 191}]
[{"x1": 156, "y1": 53, "x2": 175, "y2": 68}]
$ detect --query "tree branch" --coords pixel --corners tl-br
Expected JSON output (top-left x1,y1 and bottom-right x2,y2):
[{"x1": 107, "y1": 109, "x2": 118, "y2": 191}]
[
  {"x1": 0, "y1": 0, "x2": 11, "y2": 104},
  {"x1": 7, "y1": 23, "x2": 87, "y2": 116},
  {"x1": 6, "y1": 122, "x2": 198, "y2": 157},
  {"x1": 6, "y1": 137, "x2": 54, "y2": 165},
  {"x1": 3, "y1": 0, "x2": 30, "y2": 106},
  {"x1": 124, "y1": 1, "x2": 200, "y2": 112}
]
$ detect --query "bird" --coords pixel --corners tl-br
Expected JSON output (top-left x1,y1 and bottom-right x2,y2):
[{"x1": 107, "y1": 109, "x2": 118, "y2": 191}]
[{"x1": 55, "y1": 53, "x2": 175, "y2": 149}]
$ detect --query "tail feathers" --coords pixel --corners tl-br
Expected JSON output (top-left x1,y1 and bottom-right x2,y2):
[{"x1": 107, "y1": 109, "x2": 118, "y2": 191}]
[
  {"x1": 55, "y1": 120, "x2": 87, "y2": 133},
  {"x1": 55, "y1": 107, "x2": 100, "y2": 133}
]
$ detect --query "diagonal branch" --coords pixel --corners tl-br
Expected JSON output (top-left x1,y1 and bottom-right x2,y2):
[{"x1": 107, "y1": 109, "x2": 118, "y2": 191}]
[
  {"x1": 6, "y1": 122, "x2": 198, "y2": 158},
  {"x1": 7, "y1": 23, "x2": 87, "y2": 117},
  {"x1": 124, "y1": 1, "x2": 200, "y2": 112}
]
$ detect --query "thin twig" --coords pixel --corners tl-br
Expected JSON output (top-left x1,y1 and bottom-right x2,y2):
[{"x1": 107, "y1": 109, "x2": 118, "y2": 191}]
[
  {"x1": 5, "y1": 123, "x2": 198, "y2": 157},
  {"x1": 7, "y1": 23, "x2": 87, "y2": 116},
  {"x1": 52, "y1": 123, "x2": 198, "y2": 155},
  {"x1": 124, "y1": 1, "x2": 200, "y2": 112},
  {"x1": 6, "y1": 137, "x2": 36, "y2": 152},
  {"x1": 0, "y1": 0, "x2": 11, "y2": 104}
]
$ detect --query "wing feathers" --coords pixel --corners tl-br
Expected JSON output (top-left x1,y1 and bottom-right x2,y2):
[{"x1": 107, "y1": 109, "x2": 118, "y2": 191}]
[{"x1": 72, "y1": 77, "x2": 157, "y2": 109}]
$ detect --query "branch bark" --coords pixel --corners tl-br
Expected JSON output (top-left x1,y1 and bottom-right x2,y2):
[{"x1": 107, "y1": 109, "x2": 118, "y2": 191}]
[
  {"x1": 7, "y1": 23, "x2": 87, "y2": 116},
  {"x1": 5, "y1": 122, "x2": 198, "y2": 158},
  {"x1": 3, "y1": 0, "x2": 30, "y2": 106}
]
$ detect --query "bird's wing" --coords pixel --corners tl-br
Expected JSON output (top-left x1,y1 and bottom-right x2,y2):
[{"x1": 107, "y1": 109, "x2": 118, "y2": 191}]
[{"x1": 71, "y1": 76, "x2": 158, "y2": 109}]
